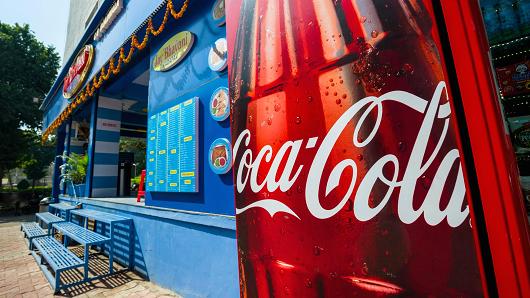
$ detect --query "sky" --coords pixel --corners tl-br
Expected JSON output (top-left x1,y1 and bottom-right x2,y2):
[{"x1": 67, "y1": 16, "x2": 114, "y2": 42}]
[{"x1": 0, "y1": 0, "x2": 70, "y2": 63}]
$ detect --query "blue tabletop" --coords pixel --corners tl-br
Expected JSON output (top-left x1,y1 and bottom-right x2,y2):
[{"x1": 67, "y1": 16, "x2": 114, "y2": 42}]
[{"x1": 70, "y1": 209, "x2": 131, "y2": 224}]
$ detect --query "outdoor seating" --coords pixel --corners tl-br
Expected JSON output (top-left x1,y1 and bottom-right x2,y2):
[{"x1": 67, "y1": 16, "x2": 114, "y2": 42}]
[
  {"x1": 49, "y1": 202, "x2": 78, "y2": 221},
  {"x1": 31, "y1": 236, "x2": 84, "y2": 292},
  {"x1": 20, "y1": 222, "x2": 47, "y2": 249},
  {"x1": 52, "y1": 221, "x2": 111, "y2": 279},
  {"x1": 70, "y1": 209, "x2": 133, "y2": 272},
  {"x1": 22, "y1": 205, "x2": 133, "y2": 293},
  {"x1": 35, "y1": 212, "x2": 65, "y2": 234}
]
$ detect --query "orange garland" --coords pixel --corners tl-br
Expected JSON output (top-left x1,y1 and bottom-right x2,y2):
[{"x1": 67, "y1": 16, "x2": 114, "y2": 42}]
[{"x1": 42, "y1": 0, "x2": 190, "y2": 142}]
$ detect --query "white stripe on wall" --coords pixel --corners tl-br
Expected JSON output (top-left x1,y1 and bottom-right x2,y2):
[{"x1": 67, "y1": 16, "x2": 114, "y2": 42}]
[
  {"x1": 94, "y1": 141, "x2": 120, "y2": 154},
  {"x1": 98, "y1": 96, "x2": 123, "y2": 111}
]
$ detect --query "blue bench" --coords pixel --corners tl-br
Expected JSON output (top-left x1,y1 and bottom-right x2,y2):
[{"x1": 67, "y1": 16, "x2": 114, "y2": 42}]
[
  {"x1": 36, "y1": 212, "x2": 65, "y2": 234},
  {"x1": 20, "y1": 222, "x2": 47, "y2": 249},
  {"x1": 49, "y1": 203, "x2": 78, "y2": 221},
  {"x1": 31, "y1": 236, "x2": 84, "y2": 292},
  {"x1": 70, "y1": 209, "x2": 133, "y2": 272},
  {"x1": 52, "y1": 222, "x2": 111, "y2": 280}
]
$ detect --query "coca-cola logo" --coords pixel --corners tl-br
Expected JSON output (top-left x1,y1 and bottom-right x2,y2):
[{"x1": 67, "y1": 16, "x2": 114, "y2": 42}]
[{"x1": 233, "y1": 81, "x2": 469, "y2": 228}]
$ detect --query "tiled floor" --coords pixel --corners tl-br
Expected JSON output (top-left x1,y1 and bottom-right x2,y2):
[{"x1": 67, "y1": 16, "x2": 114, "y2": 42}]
[{"x1": 0, "y1": 216, "x2": 180, "y2": 298}]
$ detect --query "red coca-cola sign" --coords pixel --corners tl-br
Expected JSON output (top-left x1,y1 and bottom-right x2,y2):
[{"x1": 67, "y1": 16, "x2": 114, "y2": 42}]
[
  {"x1": 227, "y1": 0, "x2": 484, "y2": 296},
  {"x1": 63, "y1": 45, "x2": 94, "y2": 99}
]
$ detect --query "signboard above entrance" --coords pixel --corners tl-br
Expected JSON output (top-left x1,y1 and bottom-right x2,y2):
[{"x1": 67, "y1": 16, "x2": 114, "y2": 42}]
[
  {"x1": 63, "y1": 45, "x2": 94, "y2": 99},
  {"x1": 153, "y1": 31, "x2": 194, "y2": 72}
]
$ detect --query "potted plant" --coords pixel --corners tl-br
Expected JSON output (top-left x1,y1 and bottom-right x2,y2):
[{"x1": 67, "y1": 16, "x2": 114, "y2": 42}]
[{"x1": 62, "y1": 153, "x2": 88, "y2": 197}]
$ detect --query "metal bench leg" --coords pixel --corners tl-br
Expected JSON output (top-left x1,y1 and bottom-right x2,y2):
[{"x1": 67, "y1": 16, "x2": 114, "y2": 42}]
[
  {"x1": 109, "y1": 224, "x2": 114, "y2": 274},
  {"x1": 54, "y1": 270, "x2": 61, "y2": 294},
  {"x1": 84, "y1": 245, "x2": 89, "y2": 281},
  {"x1": 128, "y1": 222, "x2": 134, "y2": 270}
]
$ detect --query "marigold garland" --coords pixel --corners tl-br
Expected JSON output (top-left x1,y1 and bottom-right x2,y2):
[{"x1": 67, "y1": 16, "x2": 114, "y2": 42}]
[{"x1": 42, "y1": 0, "x2": 190, "y2": 142}]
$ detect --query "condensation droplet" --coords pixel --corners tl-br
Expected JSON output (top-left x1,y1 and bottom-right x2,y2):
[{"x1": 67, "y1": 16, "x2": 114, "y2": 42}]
[
  {"x1": 313, "y1": 246, "x2": 323, "y2": 256},
  {"x1": 356, "y1": 154, "x2": 363, "y2": 161},
  {"x1": 342, "y1": 94, "x2": 347, "y2": 99},
  {"x1": 333, "y1": 92, "x2": 338, "y2": 96},
  {"x1": 307, "y1": 96, "x2": 313, "y2": 102},
  {"x1": 371, "y1": 30, "x2": 379, "y2": 38},
  {"x1": 295, "y1": 116, "x2": 302, "y2": 124},
  {"x1": 274, "y1": 103, "x2": 281, "y2": 112},
  {"x1": 325, "y1": 91, "x2": 329, "y2": 96},
  {"x1": 398, "y1": 141, "x2": 406, "y2": 152},
  {"x1": 360, "y1": 16, "x2": 367, "y2": 23},
  {"x1": 403, "y1": 63, "x2": 414, "y2": 74},
  {"x1": 420, "y1": 175, "x2": 431, "y2": 189},
  {"x1": 267, "y1": 117, "x2": 272, "y2": 125},
  {"x1": 297, "y1": 185, "x2": 303, "y2": 193},
  {"x1": 362, "y1": 262, "x2": 369, "y2": 275},
  {"x1": 335, "y1": 99, "x2": 341, "y2": 104},
  {"x1": 248, "y1": 115, "x2": 253, "y2": 123},
  {"x1": 305, "y1": 279, "x2": 313, "y2": 288}
]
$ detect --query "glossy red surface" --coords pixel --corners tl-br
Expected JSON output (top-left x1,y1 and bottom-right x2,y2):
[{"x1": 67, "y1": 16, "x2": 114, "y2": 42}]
[
  {"x1": 227, "y1": 0, "x2": 489, "y2": 297},
  {"x1": 439, "y1": 1, "x2": 530, "y2": 297}
]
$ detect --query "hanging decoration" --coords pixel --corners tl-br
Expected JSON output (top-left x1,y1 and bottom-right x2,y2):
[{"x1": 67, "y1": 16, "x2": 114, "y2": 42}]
[{"x1": 42, "y1": 0, "x2": 190, "y2": 142}]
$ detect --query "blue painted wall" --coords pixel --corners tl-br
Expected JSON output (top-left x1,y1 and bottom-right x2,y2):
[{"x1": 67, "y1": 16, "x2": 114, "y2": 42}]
[
  {"x1": 60, "y1": 197, "x2": 239, "y2": 298},
  {"x1": 146, "y1": 1, "x2": 234, "y2": 215}
]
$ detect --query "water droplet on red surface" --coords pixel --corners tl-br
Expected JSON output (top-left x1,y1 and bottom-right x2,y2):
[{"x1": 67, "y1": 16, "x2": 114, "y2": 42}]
[
  {"x1": 398, "y1": 141, "x2": 406, "y2": 152},
  {"x1": 420, "y1": 175, "x2": 432, "y2": 189},
  {"x1": 355, "y1": 79, "x2": 362, "y2": 85},
  {"x1": 329, "y1": 78, "x2": 333, "y2": 82},
  {"x1": 403, "y1": 63, "x2": 414, "y2": 74},
  {"x1": 274, "y1": 103, "x2": 281, "y2": 112},
  {"x1": 248, "y1": 115, "x2": 253, "y2": 123},
  {"x1": 307, "y1": 96, "x2": 313, "y2": 102},
  {"x1": 295, "y1": 116, "x2": 302, "y2": 124},
  {"x1": 329, "y1": 272, "x2": 338, "y2": 279},
  {"x1": 267, "y1": 117, "x2": 272, "y2": 125},
  {"x1": 297, "y1": 185, "x2": 303, "y2": 193},
  {"x1": 356, "y1": 37, "x2": 365, "y2": 45},
  {"x1": 333, "y1": 92, "x2": 338, "y2": 96},
  {"x1": 342, "y1": 94, "x2": 347, "y2": 99},
  {"x1": 360, "y1": 16, "x2": 367, "y2": 23},
  {"x1": 305, "y1": 279, "x2": 313, "y2": 288},
  {"x1": 362, "y1": 262, "x2": 369, "y2": 275},
  {"x1": 336, "y1": 99, "x2": 341, "y2": 104},
  {"x1": 371, "y1": 30, "x2": 379, "y2": 38},
  {"x1": 313, "y1": 246, "x2": 323, "y2": 256},
  {"x1": 325, "y1": 91, "x2": 329, "y2": 96},
  {"x1": 356, "y1": 154, "x2": 363, "y2": 161},
  {"x1": 339, "y1": 79, "x2": 344, "y2": 84}
]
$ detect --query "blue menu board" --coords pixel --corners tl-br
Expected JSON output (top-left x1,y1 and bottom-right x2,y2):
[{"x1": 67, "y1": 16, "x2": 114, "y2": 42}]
[{"x1": 146, "y1": 97, "x2": 199, "y2": 193}]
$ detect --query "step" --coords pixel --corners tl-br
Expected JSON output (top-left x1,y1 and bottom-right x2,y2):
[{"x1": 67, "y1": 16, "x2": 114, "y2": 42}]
[
  {"x1": 53, "y1": 222, "x2": 110, "y2": 245},
  {"x1": 32, "y1": 236, "x2": 84, "y2": 272},
  {"x1": 36, "y1": 212, "x2": 65, "y2": 225},
  {"x1": 21, "y1": 222, "x2": 47, "y2": 238},
  {"x1": 21, "y1": 222, "x2": 48, "y2": 250}
]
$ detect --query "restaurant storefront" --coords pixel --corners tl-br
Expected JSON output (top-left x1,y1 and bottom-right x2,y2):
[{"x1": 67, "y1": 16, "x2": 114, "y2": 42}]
[
  {"x1": 40, "y1": 0, "x2": 529, "y2": 297},
  {"x1": 40, "y1": 0, "x2": 238, "y2": 296}
]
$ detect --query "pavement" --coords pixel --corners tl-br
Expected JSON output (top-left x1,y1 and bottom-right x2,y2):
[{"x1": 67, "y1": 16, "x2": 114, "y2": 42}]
[{"x1": 0, "y1": 216, "x2": 181, "y2": 298}]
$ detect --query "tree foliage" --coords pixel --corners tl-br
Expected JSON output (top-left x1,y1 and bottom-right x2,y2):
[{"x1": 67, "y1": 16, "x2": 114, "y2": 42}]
[
  {"x1": 0, "y1": 22, "x2": 60, "y2": 179},
  {"x1": 21, "y1": 131, "x2": 55, "y2": 187}
]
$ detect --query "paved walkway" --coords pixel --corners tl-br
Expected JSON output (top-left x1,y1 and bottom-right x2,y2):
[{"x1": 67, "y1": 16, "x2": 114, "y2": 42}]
[{"x1": 0, "y1": 216, "x2": 180, "y2": 298}]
